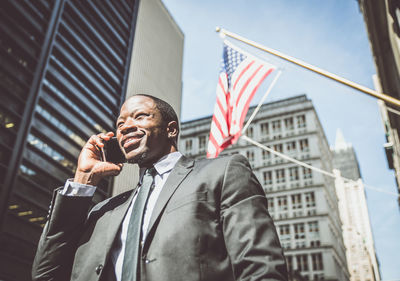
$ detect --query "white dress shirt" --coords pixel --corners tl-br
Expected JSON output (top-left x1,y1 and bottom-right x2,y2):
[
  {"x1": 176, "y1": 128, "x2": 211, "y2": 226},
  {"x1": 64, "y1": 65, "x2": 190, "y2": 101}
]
[{"x1": 61, "y1": 151, "x2": 182, "y2": 281}]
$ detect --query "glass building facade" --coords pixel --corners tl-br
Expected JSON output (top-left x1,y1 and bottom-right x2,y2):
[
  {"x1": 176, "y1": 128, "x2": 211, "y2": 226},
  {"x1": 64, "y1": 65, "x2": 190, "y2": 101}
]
[{"x1": 0, "y1": 1, "x2": 139, "y2": 280}]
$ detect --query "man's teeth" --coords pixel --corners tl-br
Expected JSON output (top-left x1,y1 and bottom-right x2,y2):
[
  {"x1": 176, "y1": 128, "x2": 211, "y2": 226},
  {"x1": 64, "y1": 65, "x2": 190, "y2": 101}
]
[{"x1": 126, "y1": 138, "x2": 138, "y2": 145}]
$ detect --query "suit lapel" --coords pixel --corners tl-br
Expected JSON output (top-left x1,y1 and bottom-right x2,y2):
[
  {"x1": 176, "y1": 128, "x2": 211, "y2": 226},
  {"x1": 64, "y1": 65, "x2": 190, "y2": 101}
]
[
  {"x1": 103, "y1": 187, "x2": 137, "y2": 254},
  {"x1": 145, "y1": 156, "x2": 194, "y2": 240}
]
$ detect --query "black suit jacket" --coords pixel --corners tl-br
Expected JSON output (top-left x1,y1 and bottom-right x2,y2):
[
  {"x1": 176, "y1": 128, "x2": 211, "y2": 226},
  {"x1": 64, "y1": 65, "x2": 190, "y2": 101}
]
[{"x1": 32, "y1": 154, "x2": 288, "y2": 281}]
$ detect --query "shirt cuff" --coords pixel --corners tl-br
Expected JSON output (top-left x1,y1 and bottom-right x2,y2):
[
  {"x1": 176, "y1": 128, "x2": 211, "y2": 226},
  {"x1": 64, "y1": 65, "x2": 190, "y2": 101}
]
[{"x1": 60, "y1": 179, "x2": 97, "y2": 197}]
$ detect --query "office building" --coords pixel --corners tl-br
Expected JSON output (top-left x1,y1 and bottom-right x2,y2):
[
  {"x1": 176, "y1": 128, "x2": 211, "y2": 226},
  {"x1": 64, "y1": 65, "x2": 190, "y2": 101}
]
[
  {"x1": 332, "y1": 132, "x2": 381, "y2": 281},
  {"x1": 0, "y1": 0, "x2": 183, "y2": 280},
  {"x1": 180, "y1": 95, "x2": 350, "y2": 281},
  {"x1": 113, "y1": 0, "x2": 184, "y2": 194},
  {"x1": 358, "y1": 0, "x2": 400, "y2": 206},
  {"x1": 331, "y1": 129, "x2": 362, "y2": 181}
]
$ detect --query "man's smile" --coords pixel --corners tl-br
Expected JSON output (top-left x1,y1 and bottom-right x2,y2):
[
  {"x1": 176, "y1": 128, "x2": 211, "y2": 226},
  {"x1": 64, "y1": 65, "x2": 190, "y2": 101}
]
[{"x1": 121, "y1": 133, "x2": 144, "y2": 149}]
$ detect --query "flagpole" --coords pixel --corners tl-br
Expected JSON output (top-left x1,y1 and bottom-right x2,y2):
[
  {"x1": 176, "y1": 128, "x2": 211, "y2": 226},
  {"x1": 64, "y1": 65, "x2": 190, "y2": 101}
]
[
  {"x1": 242, "y1": 70, "x2": 282, "y2": 134},
  {"x1": 216, "y1": 27, "x2": 400, "y2": 108}
]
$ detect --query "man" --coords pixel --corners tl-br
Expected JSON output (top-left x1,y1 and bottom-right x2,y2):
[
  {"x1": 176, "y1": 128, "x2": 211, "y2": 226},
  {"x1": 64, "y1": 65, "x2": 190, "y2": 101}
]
[{"x1": 32, "y1": 95, "x2": 287, "y2": 281}]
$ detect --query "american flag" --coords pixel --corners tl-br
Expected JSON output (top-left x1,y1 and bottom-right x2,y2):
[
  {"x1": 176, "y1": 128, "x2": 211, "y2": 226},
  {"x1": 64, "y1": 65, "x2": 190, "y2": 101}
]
[{"x1": 207, "y1": 41, "x2": 275, "y2": 158}]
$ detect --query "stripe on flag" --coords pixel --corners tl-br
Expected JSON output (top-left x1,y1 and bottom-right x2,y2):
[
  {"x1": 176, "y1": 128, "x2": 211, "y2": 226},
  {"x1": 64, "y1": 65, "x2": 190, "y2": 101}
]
[{"x1": 207, "y1": 41, "x2": 275, "y2": 158}]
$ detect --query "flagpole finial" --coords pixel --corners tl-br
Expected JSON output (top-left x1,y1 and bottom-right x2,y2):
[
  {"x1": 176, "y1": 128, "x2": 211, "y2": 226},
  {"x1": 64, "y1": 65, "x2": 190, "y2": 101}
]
[{"x1": 216, "y1": 27, "x2": 226, "y2": 39}]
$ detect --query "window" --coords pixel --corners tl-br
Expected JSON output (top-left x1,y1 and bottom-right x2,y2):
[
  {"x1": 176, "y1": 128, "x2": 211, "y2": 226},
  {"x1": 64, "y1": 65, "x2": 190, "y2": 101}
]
[
  {"x1": 27, "y1": 134, "x2": 76, "y2": 172},
  {"x1": 311, "y1": 253, "x2": 324, "y2": 270},
  {"x1": 198, "y1": 135, "x2": 207, "y2": 152},
  {"x1": 0, "y1": 109, "x2": 18, "y2": 131},
  {"x1": 289, "y1": 167, "x2": 299, "y2": 181},
  {"x1": 42, "y1": 79, "x2": 107, "y2": 133},
  {"x1": 297, "y1": 115, "x2": 306, "y2": 128},
  {"x1": 299, "y1": 139, "x2": 309, "y2": 152},
  {"x1": 286, "y1": 141, "x2": 296, "y2": 153},
  {"x1": 279, "y1": 224, "x2": 291, "y2": 240},
  {"x1": 277, "y1": 196, "x2": 288, "y2": 212},
  {"x1": 36, "y1": 105, "x2": 86, "y2": 147},
  {"x1": 291, "y1": 193, "x2": 303, "y2": 217},
  {"x1": 305, "y1": 192, "x2": 316, "y2": 208},
  {"x1": 263, "y1": 171, "x2": 272, "y2": 185},
  {"x1": 296, "y1": 254, "x2": 309, "y2": 271},
  {"x1": 267, "y1": 197, "x2": 274, "y2": 211},
  {"x1": 260, "y1": 122, "x2": 269, "y2": 136},
  {"x1": 246, "y1": 150, "x2": 255, "y2": 164},
  {"x1": 275, "y1": 169, "x2": 285, "y2": 183},
  {"x1": 185, "y1": 139, "x2": 193, "y2": 152},
  {"x1": 303, "y1": 166, "x2": 312, "y2": 179},
  {"x1": 291, "y1": 194, "x2": 302, "y2": 209},
  {"x1": 294, "y1": 223, "x2": 305, "y2": 239},
  {"x1": 308, "y1": 221, "x2": 320, "y2": 238},
  {"x1": 279, "y1": 224, "x2": 291, "y2": 248},
  {"x1": 246, "y1": 126, "x2": 254, "y2": 138},
  {"x1": 284, "y1": 117, "x2": 294, "y2": 130},
  {"x1": 273, "y1": 143, "x2": 283, "y2": 153},
  {"x1": 272, "y1": 120, "x2": 281, "y2": 133},
  {"x1": 18, "y1": 163, "x2": 61, "y2": 188},
  {"x1": 262, "y1": 150, "x2": 271, "y2": 161},
  {"x1": 294, "y1": 223, "x2": 306, "y2": 248}
]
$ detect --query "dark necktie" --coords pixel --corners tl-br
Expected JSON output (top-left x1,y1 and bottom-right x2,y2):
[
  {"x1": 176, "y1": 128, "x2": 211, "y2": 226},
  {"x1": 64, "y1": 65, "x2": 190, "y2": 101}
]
[{"x1": 121, "y1": 167, "x2": 155, "y2": 281}]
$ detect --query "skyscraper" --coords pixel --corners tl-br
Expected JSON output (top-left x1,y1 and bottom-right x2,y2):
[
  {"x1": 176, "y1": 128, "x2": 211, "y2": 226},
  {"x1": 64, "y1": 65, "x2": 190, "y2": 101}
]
[
  {"x1": 0, "y1": 2, "x2": 139, "y2": 279},
  {"x1": 179, "y1": 95, "x2": 350, "y2": 281},
  {"x1": 331, "y1": 129, "x2": 362, "y2": 181},
  {"x1": 332, "y1": 131, "x2": 381, "y2": 281},
  {"x1": 357, "y1": 0, "x2": 400, "y2": 206},
  {"x1": 112, "y1": 0, "x2": 184, "y2": 194}
]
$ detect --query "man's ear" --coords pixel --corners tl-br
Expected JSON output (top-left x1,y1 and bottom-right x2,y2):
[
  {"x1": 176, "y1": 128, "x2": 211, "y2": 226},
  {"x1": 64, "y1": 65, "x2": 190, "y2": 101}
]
[{"x1": 166, "y1": 121, "x2": 179, "y2": 140}]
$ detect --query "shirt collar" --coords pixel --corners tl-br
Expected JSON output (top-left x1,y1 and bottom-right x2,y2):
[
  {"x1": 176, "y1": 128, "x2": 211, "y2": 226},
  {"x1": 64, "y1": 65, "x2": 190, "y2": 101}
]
[{"x1": 139, "y1": 151, "x2": 182, "y2": 182}]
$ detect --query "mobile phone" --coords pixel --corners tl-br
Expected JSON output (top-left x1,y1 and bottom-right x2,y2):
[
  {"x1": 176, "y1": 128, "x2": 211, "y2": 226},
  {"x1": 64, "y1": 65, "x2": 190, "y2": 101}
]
[{"x1": 100, "y1": 137, "x2": 126, "y2": 163}]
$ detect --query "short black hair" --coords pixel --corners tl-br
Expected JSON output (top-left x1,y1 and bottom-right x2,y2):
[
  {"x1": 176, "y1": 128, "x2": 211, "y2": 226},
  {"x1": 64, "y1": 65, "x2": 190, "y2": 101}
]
[{"x1": 135, "y1": 94, "x2": 180, "y2": 135}]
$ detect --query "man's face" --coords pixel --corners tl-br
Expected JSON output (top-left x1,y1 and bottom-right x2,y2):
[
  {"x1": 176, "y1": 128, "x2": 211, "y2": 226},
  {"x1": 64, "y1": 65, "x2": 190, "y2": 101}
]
[{"x1": 116, "y1": 96, "x2": 171, "y2": 167}]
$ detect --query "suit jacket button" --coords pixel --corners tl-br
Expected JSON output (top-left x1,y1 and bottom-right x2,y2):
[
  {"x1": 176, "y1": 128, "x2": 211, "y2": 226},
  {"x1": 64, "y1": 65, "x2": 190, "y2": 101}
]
[{"x1": 95, "y1": 264, "x2": 103, "y2": 275}]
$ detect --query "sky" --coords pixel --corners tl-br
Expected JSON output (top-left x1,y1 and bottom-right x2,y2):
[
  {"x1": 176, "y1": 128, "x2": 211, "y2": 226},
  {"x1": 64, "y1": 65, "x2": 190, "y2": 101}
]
[{"x1": 162, "y1": 0, "x2": 400, "y2": 279}]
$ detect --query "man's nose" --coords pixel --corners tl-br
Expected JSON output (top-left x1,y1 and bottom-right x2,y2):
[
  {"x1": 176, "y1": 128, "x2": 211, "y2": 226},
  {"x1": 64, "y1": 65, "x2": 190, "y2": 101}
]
[{"x1": 120, "y1": 117, "x2": 137, "y2": 134}]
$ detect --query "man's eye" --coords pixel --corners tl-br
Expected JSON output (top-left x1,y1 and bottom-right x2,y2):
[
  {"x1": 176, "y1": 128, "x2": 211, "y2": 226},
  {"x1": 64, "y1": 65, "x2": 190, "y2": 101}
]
[
  {"x1": 136, "y1": 113, "x2": 148, "y2": 119},
  {"x1": 117, "y1": 122, "x2": 124, "y2": 128}
]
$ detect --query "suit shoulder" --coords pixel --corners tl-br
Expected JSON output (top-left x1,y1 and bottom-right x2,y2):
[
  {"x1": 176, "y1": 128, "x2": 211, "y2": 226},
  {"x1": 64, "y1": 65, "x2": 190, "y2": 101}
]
[
  {"x1": 194, "y1": 153, "x2": 248, "y2": 165},
  {"x1": 190, "y1": 154, "x2": 250, "y2": 173}
]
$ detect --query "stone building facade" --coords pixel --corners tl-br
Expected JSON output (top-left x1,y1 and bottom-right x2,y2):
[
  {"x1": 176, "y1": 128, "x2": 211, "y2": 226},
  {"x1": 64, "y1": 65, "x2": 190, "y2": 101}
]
[
  {"x1": 179, "y1": 95, "x2": 350, "y2": 281},
  {"x1": 332, "y1": 132, "x2": 381, "y2": 281}
]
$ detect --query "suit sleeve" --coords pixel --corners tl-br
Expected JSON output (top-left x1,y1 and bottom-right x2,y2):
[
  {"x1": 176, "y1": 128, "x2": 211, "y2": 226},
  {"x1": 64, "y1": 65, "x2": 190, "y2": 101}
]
[
  {"x1": 220, "y1": 154, "x2": 288, "y2": 281},
  {"x1": 32, "y1": 188, "x2": 93, "y2": 281}
]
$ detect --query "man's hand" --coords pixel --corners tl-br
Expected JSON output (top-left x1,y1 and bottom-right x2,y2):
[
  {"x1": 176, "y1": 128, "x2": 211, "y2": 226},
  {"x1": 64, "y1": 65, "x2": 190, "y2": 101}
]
[{"x1": 74, "y1": 132, "x2": 123, "y2": 186}]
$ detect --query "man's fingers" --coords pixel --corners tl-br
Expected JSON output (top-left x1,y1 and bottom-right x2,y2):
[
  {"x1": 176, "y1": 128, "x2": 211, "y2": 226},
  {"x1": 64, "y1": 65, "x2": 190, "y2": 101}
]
[
  {"x1": 105, "y1": 131, "x2": 114, "y2": 138},
  {"x1": 74, "y1": 132, "x2": 118, "y2": 185},
  {"x1": 87, "y1": 132, "x2": 115, "y2": 148},
  {"x1": 84, "y1": 133, "x2": 114, "y2": 160},
  {"x1": 93, "y1": 162, "x2": 123, "y2": 177},
  {"x1": 98, "y1": 132, "x2": 114, "y2": 144},
  {"x1": 86, "y1": 135, "x2": 102, "y2": 149}
]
